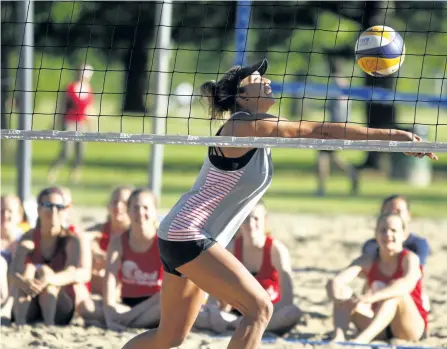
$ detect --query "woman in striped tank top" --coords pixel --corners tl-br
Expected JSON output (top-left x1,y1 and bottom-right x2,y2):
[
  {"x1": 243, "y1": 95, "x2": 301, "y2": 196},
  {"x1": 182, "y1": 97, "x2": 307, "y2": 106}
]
[
  {"x1": 327, "y1": 214, "x2": 428, "y2": 343},
  {"x1": 123, "y1": 59, "x2": 436, "y2": 349}
]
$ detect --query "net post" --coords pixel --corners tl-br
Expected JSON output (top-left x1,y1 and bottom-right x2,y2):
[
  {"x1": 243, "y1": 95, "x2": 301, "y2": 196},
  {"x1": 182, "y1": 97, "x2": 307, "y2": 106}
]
[
  {"x1": 16, "y1": 0, "x2": 34, "y2": 204},
  {"x1": 234, "y1": 0, "x2": 252, "y2": 66},
  {"x1": 149, "y1": 0, "x2": 172, "y2": 202}
]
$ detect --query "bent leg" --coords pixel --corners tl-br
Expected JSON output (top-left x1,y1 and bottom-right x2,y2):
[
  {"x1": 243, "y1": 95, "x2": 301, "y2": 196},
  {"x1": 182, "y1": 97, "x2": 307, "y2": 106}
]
[
  {"x1": 266, "y1": 304, "x2": 302, "y2": 335},
  {"x1": 177, "y1": 243, "x2": 274, "y2": 349},
  {"x1": 38, "y1": 283, "x2": 74, "y2": 326},
  {"x1": 389, "y1": 294, "x2": 425, "y2": 341},
  {"x1": 317, "y1": 151, "x2": 331, "y2": 196},
  {"x1": 354, "y1": 297, "x2": 403, "y2": 343},
  {"x1": 122, "y1": 272, "x2": 206, "y2": 349},
  {"x1": 129, "y1": 302, "x2": 161, "y2": 329},
  {"x1": 13, "y1": 264, "x2": 38, "y2": 325},
  {"x1": 76, "y1": 297, "x2": 105, "y2": 325}
]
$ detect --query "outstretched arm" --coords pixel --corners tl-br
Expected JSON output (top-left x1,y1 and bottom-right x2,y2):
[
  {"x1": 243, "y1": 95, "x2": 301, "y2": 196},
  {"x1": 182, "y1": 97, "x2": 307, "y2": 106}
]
[{"x1": 245, "y1": 115, "x2": 438, "y2": 160}]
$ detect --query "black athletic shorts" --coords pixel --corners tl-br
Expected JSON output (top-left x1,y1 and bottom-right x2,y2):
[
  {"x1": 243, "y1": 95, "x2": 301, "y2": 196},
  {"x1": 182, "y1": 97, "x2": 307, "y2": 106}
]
[
  {"x1": 385, "y1": 325, "x2": 427, "y2": 341},
  {"x1": 158, "y1": 237, "x2": 217, "y2": 277},
  {"x1": 122, "y1": 296, "x2": 151, "y2": 308}
]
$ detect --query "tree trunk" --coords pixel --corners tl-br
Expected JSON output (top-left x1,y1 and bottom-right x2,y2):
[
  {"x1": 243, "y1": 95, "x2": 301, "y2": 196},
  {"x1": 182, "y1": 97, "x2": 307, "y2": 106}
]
[{"x1": 122, "y1": 29, "x2": 149, "y2": 113}]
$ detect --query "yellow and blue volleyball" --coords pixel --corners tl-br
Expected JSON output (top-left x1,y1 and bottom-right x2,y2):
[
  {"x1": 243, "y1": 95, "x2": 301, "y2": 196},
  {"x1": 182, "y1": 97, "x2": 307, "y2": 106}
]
[{"x1": 355, "y1": 26, "x2": 405, "y2": 77}]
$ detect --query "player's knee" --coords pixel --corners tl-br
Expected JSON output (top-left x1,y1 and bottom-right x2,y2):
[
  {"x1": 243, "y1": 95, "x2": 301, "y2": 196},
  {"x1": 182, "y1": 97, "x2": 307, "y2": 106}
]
[
  {"x1": 164, "y1": 332, "x2": 188, "y2": 348},
  {"x1": 247, "y1": 295, "x2": 274, "y2": 324}
]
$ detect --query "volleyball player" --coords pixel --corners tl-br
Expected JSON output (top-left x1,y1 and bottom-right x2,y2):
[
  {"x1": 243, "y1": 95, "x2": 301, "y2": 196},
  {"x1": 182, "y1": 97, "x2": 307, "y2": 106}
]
[{"x1": 122, "y1": 58, "x2": 437, "y2": 349}]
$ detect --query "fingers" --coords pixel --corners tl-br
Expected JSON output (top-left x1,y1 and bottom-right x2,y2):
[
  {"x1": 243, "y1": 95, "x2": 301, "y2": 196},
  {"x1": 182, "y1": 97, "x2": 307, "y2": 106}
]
[
  {"x1": 404, "y1": 152, "x2": 438, "y2": 160},
  {"x1": 413, "y1": 134, "x2": 422, "y2": 142}
]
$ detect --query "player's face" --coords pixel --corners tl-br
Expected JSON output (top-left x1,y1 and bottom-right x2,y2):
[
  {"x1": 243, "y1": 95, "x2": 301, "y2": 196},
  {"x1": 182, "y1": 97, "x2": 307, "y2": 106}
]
[
  {"x1": 375, "y1": 216, "x2": 405, "y2": 253},
  {"x1": 129, "y1": 193, "x2": 157, "y2": 234},
  {"x1": 38, "y1": 193, "x2": 65, "y2": 233},
  {"x1": 381, "y1": 198, "x2": 410, "y2": 223},
  {"x1": 108, "y1": 189, "x2": 131, "y2": 222},
  {"x1": 240, "y1": 204, "x2": 267, "y2": 241},
  {"x1": 238, "y1": 71, "x2": 276, "y2": 112},
  {"x1": 1, "y1": 197, "x2": 22, "y2": 231}
]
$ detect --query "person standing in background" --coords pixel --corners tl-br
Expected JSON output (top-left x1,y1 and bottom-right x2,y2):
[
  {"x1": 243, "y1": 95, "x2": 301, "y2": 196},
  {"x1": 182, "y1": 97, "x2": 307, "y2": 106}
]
[
  {"x1": 48, "y1": 64, "x2": 95, "y2": 184},
  {"x1": 316, "y1": 58, "x2": 358, "y2": 196}
]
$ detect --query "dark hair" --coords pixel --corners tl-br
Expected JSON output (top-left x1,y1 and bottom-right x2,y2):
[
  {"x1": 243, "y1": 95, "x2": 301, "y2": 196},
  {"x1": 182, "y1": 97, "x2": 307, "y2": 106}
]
[
  {"x1": 110, "y1": 185, "x2": 134, "y2": 202},
  {"x1": 380, "y1": 195, "x2": 410, "y2": 213},
  {"x1": 376, "y1": 213, "x2": 407, "y2": 231},
  {"x1": 200, "y1": 67, "x2": 246, "y2": 120},
  {"x1": 37, "y1": 187, "x2": 64, "y2": 205},
  {"x1": 127, "y1": 188, "x2": 158, "y2": 210},
  {"x1": 35, "y1": 187, "x2": 67, "y2": 233}
]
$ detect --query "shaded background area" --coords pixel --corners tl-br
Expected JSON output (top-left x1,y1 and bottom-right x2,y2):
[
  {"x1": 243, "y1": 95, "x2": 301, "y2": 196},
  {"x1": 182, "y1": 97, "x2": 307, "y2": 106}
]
[{"x1": 1, "y1": 1, "x2": 446, "y2": 216}]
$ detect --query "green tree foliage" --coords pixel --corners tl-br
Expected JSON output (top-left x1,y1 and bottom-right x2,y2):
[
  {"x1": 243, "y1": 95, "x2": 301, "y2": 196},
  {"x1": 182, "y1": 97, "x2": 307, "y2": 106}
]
[{"x1": 1, "y1": 1, "x2": 445, "y2": 114}]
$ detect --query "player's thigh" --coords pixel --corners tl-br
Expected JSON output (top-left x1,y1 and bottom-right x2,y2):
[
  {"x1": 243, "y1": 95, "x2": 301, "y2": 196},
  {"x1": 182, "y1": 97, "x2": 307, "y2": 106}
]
[
  {"x1": 157, "y1": 272, "x2": 206, "y2": 341},
  {"x1": 351, "y1": 312, "x2": 387, "y2": 341},
  {"x1": 390, "y1": 294, "x2": 425, "y2": 340},
  {"x1": 177, "y1": 243, "x2": 272, "y2": 318}
]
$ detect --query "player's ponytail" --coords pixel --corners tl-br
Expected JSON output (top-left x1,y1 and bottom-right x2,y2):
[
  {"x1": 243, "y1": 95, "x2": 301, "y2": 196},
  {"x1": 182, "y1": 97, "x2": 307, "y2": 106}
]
[{"x1": 200, "y1": 80, "x2": 223, "y2": 120}]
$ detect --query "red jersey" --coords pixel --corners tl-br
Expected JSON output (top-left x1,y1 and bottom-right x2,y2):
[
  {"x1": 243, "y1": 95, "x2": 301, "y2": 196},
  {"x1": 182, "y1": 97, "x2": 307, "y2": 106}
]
[
  {"x1": 367, "y1": 249, "x2": 428, "y2": 329},
  {"x1": 235, "y1": 236, "x2": 281, "y2": 304},
  {"x1": 67, "y1": 224, "x2": 91, "y2": 293},
  {"x1": 25, "y1": 228, "x2": 76, "y2": 301},
  {"x1": 119, "y1": 232, "x2": 164, "y2": 298},
  {"x1": 98, "y1": 221, "x2": 112, "y2": 252},
  {"x1": 64, "y1": 82, "x2": 94, "y2": 123}
]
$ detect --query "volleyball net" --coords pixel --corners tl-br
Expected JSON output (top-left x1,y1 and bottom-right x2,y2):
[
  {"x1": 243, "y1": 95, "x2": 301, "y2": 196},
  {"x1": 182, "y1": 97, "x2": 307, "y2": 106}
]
[{"x1": 1, "y1": 1, "x2": 447, "y2": 153}]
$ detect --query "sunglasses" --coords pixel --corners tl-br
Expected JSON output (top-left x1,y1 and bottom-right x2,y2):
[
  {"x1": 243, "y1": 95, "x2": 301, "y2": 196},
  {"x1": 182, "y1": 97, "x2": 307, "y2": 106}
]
[{"x1": 40, "y1": 202, "x2": 67, "y2": 211}]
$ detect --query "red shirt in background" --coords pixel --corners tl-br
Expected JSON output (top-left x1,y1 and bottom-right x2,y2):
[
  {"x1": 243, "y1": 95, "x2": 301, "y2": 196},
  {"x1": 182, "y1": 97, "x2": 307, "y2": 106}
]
[{"x1": 64, "y1": 82, "x2": 94, "y2": 123}]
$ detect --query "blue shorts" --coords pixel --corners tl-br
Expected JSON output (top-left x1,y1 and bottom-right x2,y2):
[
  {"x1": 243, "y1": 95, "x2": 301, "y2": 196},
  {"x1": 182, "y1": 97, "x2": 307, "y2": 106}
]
[{"x1": 0, "y1": 250, "x2": 13, "y2": 265}]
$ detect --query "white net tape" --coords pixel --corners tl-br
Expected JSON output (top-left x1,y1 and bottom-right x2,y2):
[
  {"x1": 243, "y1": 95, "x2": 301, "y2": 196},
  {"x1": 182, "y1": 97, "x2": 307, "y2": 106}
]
[{"x1": 2, "y1": 129, "x2": 446, "y2": 153}]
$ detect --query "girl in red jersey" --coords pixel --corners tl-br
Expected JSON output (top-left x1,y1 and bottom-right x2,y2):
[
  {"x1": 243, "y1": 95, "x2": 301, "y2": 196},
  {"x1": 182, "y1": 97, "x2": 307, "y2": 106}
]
[
  {"x1": 195, "y1": 201, "x2": 301, "y2": 335},
  {"x1": 10, "y1": 187, "x2": 88, "y2": 325},
  {"x1": 103, "y1": 188, "x2": 163, "y2": 331},
  {"x1": 87, "y1": 186, "x2": 132, "y2": 295},
  {"x1": 327, "y1": 213, "x2": 428, "y2": 343},
  {"x1": 48, "y1": 64, "x2": 95, "y2": 183}
]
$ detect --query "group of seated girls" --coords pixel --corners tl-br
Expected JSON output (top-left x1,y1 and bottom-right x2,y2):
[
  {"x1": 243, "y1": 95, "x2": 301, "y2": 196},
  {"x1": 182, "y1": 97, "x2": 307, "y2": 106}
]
[{"x1": 0, "y1": 188, "x2": 431, "y2": 344}]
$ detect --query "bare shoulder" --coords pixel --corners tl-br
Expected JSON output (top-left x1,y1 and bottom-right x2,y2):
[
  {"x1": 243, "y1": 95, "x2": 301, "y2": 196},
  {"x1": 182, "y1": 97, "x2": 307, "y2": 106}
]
[
  {"x1": 403, "y1": 250, "x2": 421, "y2": 267},
  {"x1": 356, "y1": 253, "x2": 374, "y2": 277},
  {"x1": 271, "y1": 238, "x2": 289, "y2": 256},
  {"x1": 270, "y1": 238, "x2": 292, "y2": 270}
]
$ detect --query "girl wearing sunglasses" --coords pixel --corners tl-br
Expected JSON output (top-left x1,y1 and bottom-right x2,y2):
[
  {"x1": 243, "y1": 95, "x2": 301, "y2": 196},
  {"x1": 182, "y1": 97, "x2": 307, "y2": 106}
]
[{"x1": 11, "y1": 187, "x2": 89, "y2": 325}]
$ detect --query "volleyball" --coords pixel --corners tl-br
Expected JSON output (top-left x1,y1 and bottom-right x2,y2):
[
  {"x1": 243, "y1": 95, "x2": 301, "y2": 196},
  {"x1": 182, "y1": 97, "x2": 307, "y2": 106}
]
[{"x1": 355, "y1": 25, "x2": 405, "y2": 77}]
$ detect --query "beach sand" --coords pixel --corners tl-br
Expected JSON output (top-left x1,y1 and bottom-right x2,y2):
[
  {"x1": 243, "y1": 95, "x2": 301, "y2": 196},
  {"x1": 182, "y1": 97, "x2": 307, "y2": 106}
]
[{"x1": 1, "y1": 209, "x2": 446, "y2": 349}]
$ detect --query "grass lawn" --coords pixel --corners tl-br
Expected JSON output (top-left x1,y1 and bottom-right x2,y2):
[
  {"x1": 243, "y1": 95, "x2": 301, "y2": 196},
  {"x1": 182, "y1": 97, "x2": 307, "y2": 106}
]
[{"x1": 1, "y1": 106, "x2": 446, "y2": 218}]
